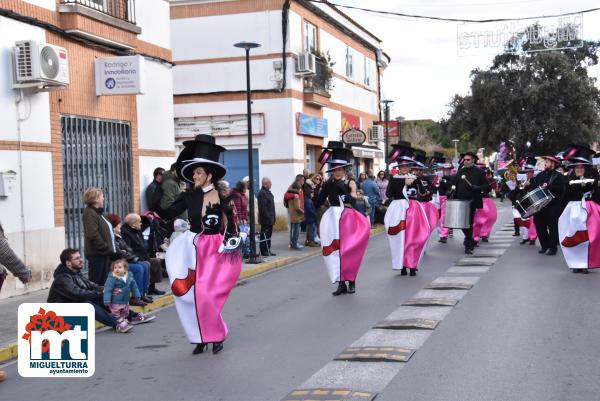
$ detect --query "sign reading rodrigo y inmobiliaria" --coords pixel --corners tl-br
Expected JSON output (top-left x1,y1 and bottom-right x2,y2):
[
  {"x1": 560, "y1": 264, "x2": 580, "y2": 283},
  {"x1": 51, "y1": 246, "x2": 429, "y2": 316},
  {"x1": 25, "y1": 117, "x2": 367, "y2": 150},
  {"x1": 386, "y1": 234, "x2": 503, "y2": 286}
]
[
  {"x1": 95, "y1": 55, "x2": 143, "y2": 96},
  {"x1": 457, "y1": 14, "x2": 583, "y2": 57},
  {"x1": 18, "y1": 303, "x2": 95, "y2": 377}
]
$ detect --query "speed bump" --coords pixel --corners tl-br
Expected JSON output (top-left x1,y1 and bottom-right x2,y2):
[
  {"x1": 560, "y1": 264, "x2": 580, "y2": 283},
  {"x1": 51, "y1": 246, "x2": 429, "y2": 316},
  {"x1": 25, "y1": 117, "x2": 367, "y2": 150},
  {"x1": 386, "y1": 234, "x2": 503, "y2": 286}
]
[
  {"x1": 334, "y1": 346, "x2": 415, "y2": 363},
  {"x1": 425, "y1": 282, "x2": 473, "y2": 290},
  {"x1": 373, "y1": 318, "x2": 439, "y2": 330},
  {"x1": 403, "y1": 297, "x2": 458, "y2": 307},
  {"x1": 282, "y1": 388, "x2": 377, "y2": 401}
]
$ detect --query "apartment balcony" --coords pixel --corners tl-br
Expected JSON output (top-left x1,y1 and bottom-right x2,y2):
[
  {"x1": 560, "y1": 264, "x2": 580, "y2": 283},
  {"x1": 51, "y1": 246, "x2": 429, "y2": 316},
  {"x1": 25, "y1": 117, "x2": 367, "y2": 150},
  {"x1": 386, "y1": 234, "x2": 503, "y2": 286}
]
[
  {"x1": 303, "y1": 59, "x2": 332, "y2": 108},
  {"x1": 60, "y1": 0, "x2": 136, "y2": 24}
]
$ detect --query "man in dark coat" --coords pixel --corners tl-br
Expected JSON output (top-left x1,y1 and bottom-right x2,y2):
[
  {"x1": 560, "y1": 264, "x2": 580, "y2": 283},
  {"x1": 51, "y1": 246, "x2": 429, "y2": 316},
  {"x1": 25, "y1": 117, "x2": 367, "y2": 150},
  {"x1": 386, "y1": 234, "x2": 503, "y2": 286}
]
[
  {"x1": 47, "y1": 248, "x2": 155, "y2": 326},
  {"x1": 257, "y1": 177, "x2": 276, "y2": 257},
  {"x1": 451, "y1": 151, "x2": 489, "y2": 254},
  {"x1": 531, "y1": 155, "x2": 566, "y2": 255},
  {"x1": 145, "y1": 167, "x2": 165, "y2": 212},
  {"x1": 121, "y1": 214, "x2": 165, "y2": 295}
]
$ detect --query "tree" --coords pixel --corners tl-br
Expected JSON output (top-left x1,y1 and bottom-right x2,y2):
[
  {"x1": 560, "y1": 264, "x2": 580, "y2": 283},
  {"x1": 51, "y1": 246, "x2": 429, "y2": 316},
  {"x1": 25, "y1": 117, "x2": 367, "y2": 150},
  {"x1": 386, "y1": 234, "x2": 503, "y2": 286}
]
[{"x1": 442, "y1": 27, "x2": 600, "y2": 155}]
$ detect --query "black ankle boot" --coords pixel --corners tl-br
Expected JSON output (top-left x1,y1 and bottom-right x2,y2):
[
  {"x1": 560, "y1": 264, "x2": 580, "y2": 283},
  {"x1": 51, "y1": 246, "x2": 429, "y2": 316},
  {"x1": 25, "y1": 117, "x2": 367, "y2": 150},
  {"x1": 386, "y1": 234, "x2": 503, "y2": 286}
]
[
  {"x1": 332, "y1": 281, "x2": 347, "y2": 296},
  {"x1": 400, "y1": 267, "x2": 408, "y2": 276},
  {"x1": 520, "y1": 239, "x2": 528, "y2": 245},
  {"x1": 347, "y1": 281, "x2": 355, "y2": 294},
  {"x1": 212, "y1": 342, "x2": 224, "y2": 354},
  {"x1": 193, "y1": 343, "x2": 207, "y2": 355},
  {"x1": 481, "y1": 237, "x2": 488, "y2": 242},
  {"x1": 409, "y1": 269, "x2": 417, "y2": 276}
]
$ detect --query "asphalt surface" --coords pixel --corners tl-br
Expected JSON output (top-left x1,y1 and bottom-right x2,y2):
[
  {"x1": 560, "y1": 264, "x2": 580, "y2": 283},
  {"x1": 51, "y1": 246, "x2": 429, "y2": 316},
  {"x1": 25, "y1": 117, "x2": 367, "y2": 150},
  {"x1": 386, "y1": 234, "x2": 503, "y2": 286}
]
[{"x1": 3, "y1": 202, "x2": 596, "y2": 401}]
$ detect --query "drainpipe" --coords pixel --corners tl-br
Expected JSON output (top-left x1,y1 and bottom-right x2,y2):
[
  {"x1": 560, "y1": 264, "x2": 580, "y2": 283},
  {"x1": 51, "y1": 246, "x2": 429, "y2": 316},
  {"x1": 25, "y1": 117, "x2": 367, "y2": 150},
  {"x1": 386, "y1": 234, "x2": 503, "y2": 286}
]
[{"x1": 14, "y1": 89, "x2": 31, "y2": 266}]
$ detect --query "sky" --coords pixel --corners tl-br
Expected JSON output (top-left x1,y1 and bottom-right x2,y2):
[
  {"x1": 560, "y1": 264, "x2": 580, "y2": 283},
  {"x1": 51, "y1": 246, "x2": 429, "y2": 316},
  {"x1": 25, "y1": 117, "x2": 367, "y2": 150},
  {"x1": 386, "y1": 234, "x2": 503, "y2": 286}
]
[{"x1": 335, "y1": 0, "x2": 600, "y2": 121}]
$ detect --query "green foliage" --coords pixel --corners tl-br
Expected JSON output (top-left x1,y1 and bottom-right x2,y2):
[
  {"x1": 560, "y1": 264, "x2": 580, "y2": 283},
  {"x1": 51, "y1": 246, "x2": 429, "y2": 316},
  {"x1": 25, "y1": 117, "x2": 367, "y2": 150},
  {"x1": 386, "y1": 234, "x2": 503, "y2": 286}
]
[{"x1": 443, "y1": 31, "x2": 600, "y2": 155}]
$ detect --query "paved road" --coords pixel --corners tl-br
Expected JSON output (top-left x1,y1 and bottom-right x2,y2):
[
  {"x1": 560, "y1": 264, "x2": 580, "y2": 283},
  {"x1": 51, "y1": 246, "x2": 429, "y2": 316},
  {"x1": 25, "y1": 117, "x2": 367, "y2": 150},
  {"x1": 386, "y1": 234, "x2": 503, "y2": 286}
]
[{"x1": 3, "y1": 202, "x2": 598, "y2": 401}]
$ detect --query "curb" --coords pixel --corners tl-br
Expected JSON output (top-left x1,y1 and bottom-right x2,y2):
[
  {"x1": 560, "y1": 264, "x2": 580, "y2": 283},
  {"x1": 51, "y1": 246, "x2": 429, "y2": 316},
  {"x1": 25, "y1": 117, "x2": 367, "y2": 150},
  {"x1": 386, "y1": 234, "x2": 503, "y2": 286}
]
[{"x1": 0, "y1": 225, "x2": 385, "y2": 364}]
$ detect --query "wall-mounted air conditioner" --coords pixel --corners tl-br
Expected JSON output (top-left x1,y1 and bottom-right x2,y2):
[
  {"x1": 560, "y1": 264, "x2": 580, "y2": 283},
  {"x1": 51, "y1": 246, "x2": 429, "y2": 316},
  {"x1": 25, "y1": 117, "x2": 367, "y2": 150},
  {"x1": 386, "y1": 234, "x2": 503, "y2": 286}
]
[
  {"x1": 12, "y1": 40, "x2": 69, "y2": 90},
  {"x1": 368, "y1": 125, "x2": 384, "y2": 142},
  {"x1": 295, "y1": 52, "x2": 316, "y2": 76}
]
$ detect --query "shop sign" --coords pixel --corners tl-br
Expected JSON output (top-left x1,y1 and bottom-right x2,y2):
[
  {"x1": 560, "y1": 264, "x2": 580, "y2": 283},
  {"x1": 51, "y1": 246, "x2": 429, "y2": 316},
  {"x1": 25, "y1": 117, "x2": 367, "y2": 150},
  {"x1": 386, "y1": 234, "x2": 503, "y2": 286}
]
[
  {"x1": 341, "y1": 112, "x2": 361, "y2": 131},
  {"x1": 95, "y1": 56, "x2": 143, "y2": 96},
  {"x1": 342, "y1": 128, "x2": 366, "y2": 146},
  {"x1": 297, "y1": 113, "x2": 328, "y2": 138},
  {"x1": 175, "y1": 114, "x2": 265, "y2": 138}
]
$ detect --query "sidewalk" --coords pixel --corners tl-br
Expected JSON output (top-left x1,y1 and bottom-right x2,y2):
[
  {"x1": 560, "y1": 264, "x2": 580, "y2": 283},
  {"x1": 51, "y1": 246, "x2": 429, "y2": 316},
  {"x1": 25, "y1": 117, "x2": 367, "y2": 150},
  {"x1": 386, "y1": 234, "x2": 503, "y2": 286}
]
[{"x1": 0, "y1": 225, "x2": 385, "y2": 362}]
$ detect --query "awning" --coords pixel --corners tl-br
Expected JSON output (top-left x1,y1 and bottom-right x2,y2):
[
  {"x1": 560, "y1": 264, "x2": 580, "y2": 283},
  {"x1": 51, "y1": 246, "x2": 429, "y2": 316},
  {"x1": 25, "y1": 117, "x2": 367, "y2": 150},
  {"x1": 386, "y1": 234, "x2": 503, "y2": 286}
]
[{"x1": 352, "y1": 145, "x2": 384, "y2": 159}]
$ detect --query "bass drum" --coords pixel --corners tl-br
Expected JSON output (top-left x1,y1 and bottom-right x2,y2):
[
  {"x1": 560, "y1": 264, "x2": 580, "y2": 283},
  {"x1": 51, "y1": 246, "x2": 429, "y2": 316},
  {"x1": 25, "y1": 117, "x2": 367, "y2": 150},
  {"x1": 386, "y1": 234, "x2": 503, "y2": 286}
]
[
  {"x1": 444, "y1": 199, "x2": 471, "y2": 229},
  {"x1": 516, "y1": 187, "x2": 554, "y2": 218}
]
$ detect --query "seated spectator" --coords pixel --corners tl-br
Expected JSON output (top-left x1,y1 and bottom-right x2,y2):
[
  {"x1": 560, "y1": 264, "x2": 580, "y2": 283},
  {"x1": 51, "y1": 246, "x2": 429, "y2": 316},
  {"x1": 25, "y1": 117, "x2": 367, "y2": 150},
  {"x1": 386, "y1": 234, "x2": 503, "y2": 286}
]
[
  {"x1": 47, "y1": 249, "x2": 155, "y2": 329},
  {"x1": 105, "y1": 213, "x2": 153, "y2": 305},
  {"x1": 121, "y1": 214, "x2": 166, "y2": 296},
  {"x1": 103, "y1": 259, "x2": 141, "y2": 333}
]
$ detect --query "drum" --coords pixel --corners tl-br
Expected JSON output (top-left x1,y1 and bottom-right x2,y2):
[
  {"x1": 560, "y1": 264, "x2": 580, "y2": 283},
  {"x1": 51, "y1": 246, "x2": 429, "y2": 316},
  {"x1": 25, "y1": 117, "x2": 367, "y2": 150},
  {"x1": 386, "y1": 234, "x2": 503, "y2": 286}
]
[
  {"x1": 515, "y1": 187, "x2": 554, "y2": 218},
  {"x1": 444, "y1": 199, "x2": 471, "y2": 229}
]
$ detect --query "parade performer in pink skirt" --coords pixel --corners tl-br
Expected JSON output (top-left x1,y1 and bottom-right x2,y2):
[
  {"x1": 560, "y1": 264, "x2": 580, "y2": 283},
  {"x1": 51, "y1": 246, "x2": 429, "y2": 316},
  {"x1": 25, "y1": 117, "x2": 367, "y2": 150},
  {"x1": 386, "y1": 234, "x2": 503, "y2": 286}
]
[
  {"x1": 385, "y1": 142, "x2": 432, "y2": 277},
  {"x1": 411, "y1": 149, "x2": 439, "y2": 234},
  {"x1": 558, "y1": 144, "x2": 600, "y2": 274},
  {"x1": 430, "y1": 153, "x2": 453, "y2": 243},
  {"x1": 473, "y1": 167, "x2": 498, "y2": 243},
  {"x1": 316, "y1": 141, "x2": 370, "y2": 296},
  {"x1": 161, "y1": 135, "x2": 241, "y2": 355}
]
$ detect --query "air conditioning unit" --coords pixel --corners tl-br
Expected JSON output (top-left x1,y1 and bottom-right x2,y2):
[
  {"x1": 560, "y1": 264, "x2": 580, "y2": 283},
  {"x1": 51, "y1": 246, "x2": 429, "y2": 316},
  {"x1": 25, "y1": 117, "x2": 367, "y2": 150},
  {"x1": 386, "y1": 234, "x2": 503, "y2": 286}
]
[
  {"x1": 368, "y1": 125, "x2": 384, "y2": 142},
  {"x1": 295, "y1": 52, "x2": 316, "y2": 76},
  {"x1": 12, "y1": 40, "x2": 69, "y2": 90}
]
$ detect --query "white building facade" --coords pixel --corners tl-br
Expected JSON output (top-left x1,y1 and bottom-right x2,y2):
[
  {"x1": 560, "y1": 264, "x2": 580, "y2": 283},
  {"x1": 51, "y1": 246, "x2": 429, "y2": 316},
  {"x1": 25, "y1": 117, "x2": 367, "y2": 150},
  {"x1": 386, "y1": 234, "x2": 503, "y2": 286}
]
[
  {"x1": 0, "y1": 0, "x2": 174, "y2": 299},
  {"x1": 171, "y1": 0, "x2": 389, "y2": 209}
]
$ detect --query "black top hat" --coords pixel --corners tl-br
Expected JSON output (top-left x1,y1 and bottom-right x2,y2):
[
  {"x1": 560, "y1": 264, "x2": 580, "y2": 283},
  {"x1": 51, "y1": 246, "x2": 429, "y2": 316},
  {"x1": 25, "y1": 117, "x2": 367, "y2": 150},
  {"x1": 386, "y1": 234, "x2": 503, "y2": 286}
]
[
  {"x1": 412, "y1": 149, "x2": 427, "y2": 169},
  {"x1": 320, "y1": 141, "x2": 353, "y2": 172},
  {"x1": 177, "y1": 134, "x2": 227, "y2": 183},
  {"x1": 563, "y1": 143, "x2": 595, "y2": 166},
  {"x1": 429, "y1": 152, "x2": 449, "y2": 168},
  {"x1": 388, "y1": 141, "x2": 414, "y2": 165}
]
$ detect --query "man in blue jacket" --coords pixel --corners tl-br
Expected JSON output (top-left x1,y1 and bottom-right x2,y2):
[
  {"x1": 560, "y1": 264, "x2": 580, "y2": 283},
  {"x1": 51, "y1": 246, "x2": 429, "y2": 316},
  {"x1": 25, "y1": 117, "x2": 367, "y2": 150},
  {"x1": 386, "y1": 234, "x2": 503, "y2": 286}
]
[{"x1": 361, "y1": 174, "x2": 381, "y2": 225}]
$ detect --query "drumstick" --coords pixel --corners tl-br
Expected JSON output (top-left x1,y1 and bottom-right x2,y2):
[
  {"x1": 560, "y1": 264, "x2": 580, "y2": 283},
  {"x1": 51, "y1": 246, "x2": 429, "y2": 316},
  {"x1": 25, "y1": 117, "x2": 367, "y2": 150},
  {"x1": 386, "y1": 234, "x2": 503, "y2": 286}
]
[
  {"x1": 461, "y1": 175, "x2": 474, "y2": 187},
  {"x1": 569, "y1": 179, "x2": 595, "y2": 186}
]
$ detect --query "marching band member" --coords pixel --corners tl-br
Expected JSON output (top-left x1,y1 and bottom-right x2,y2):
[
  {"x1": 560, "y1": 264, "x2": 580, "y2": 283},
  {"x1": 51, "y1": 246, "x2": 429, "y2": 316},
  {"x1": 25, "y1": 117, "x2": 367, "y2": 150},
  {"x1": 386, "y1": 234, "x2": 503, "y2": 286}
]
[
  {"x1": 316, "y1": 141, "x2": 370, "y2": 296},
  {"x1": 450, "y1": 151, "x2": 489, "y2": 254},
  {"x1": 431, "y1": 153, "x2": 453, "y2": 243},
  {"x1": 532, "y1": 153, "x2": 566, "y2": 255},
  {"x1": 509, "y1": 157, "x2": 537, "y2": 245},
  {"x1": 385, "y1": 142, "x2": 432, "y2": 276},
  {"x1": 558, "y1": 144, "x2": 600, "y2": 273},
  {"x1": 161, "y1": 135, "x2": 241, "y2": 355},
  {"x1": 473, "y1": 165, "x2": 498, "y2": 244},
  {"x1": 412, "y1": 149, "x2": 439, "y2": 233}
]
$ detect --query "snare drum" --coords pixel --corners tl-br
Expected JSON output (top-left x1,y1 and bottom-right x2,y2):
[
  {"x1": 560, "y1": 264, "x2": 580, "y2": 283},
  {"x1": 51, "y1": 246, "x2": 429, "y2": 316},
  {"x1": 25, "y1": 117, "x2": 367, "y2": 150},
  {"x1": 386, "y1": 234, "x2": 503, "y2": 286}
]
[
  {"x1": 444, "y1": 199, "x2": 471, "y2": 229},
  {"x1": 515, "y1": 187, "x2": 554, "y2": 218}
]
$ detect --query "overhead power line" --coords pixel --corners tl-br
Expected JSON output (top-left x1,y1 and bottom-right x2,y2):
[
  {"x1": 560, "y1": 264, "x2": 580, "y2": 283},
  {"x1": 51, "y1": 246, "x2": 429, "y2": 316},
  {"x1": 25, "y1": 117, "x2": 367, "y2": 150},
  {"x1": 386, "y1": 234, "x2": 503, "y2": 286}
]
[{"x1": 308, "y1": 0, "x2": 600, "y2": 23}]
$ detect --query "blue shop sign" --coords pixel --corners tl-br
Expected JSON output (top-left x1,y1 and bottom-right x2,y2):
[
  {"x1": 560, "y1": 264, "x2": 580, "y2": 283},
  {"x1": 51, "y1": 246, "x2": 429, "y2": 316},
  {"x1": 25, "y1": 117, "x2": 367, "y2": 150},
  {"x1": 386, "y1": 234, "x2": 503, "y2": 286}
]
[{"x1": 296, "y1": 113, "x2": 328, "y2": 138}]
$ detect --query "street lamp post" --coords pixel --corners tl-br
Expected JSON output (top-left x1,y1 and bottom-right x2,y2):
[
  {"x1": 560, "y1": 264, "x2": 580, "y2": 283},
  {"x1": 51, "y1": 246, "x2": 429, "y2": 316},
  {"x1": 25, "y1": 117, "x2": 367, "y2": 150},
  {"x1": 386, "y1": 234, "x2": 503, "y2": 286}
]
[
  {"x1": 381, "y1": 99, "x2": 394, "y2": 171},
  {"x1": 452, "y1": 139, "x2": 459, "y2": 166},
  {"x1": 234, "y1": 41, "x2": 261, "y2": 264},
  {"x1": 395, "y1": 115, "x2": 405, "y2": 140}
]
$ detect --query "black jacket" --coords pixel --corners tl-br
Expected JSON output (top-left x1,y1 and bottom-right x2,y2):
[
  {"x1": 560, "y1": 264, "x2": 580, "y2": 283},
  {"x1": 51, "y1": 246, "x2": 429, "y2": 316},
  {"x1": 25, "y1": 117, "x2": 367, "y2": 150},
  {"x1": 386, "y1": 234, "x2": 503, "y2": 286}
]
[
  {"x1": 531, "y1": 169, "x2": 566, "y2": 208},
  {"x1": 145, "y1": 180, "x2": 163, "y2": 212},
  {"x1": 115, "y1": 234, "x2": 139, "y2": 263},
  {"x1": 121, "y1": 224, "x2": 150, "y2": 261},
  {"x1": 564, "y1": 170, "x2": 600, "y2": 203},
  {"x1": 257, "y1": 187, "x2": 276, "y2": 226},
  {"x1": 316, "y1": 178, "x2": 356, "y2": 208},
  {"x1": 451, "y1": 166, "x2": 488, "y2": 209},
  {"x1": 47, "y1": 264, "x2": 102, "y2": 303}
]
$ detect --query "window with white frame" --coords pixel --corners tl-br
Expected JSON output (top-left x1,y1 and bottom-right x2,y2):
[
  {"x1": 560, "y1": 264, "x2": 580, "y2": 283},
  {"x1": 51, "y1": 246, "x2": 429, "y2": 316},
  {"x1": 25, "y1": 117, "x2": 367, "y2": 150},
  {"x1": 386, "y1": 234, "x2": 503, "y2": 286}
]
[
  {"x1": 364, "y1": 55, "x2": 371, "y2": 86},
  {"x1": 346, "y1": 46, "x2": 354, "y2": 79},
  {"x1": 304, "y1": 21, "x2": 317, "y2": 53}
]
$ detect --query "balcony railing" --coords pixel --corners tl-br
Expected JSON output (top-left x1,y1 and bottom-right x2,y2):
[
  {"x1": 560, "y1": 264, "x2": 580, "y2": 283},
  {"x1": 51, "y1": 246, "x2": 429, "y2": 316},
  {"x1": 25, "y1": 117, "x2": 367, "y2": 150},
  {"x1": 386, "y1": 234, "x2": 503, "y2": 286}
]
[
  {"x1": 303, "y1": 59, "x2": 332, "y2": 97},
  {"x1": 61, "y1": 0, "x2": 136, "y2": 24}
]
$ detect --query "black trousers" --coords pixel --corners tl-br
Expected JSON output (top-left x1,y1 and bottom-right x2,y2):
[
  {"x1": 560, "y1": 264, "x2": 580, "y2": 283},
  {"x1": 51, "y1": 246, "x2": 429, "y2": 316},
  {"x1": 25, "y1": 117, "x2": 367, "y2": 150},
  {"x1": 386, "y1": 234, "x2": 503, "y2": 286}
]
[
  {"x1": 87, "y1": 254, "x2": 110, "y2": 286},
  {"x1": 534, "y1": 206, "x2": 560, "y2": 250},
  {"x1": 461, "y1": 205, "x2": 477, "y2": 250},
  {"x1": 259, "y1": 225, "x2": 273, "y2": 255}
]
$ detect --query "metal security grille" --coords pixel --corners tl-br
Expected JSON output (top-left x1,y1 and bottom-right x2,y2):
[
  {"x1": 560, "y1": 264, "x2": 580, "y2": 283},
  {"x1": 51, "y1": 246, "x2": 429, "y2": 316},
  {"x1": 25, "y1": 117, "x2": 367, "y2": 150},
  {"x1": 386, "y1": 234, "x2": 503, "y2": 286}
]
[{"x1": 61, "y1": 115, "x2": 133, "y2": 251}]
